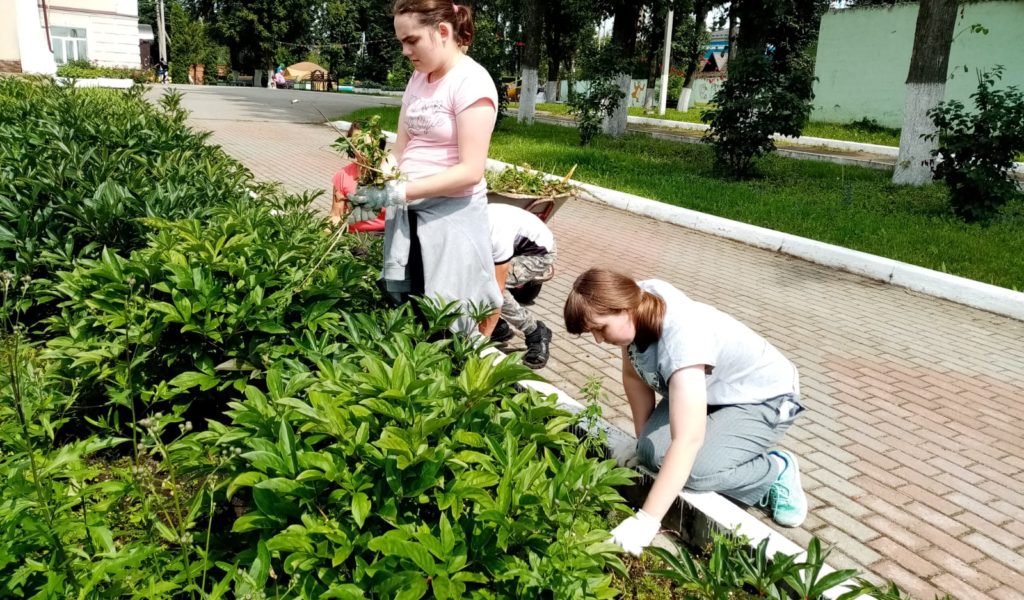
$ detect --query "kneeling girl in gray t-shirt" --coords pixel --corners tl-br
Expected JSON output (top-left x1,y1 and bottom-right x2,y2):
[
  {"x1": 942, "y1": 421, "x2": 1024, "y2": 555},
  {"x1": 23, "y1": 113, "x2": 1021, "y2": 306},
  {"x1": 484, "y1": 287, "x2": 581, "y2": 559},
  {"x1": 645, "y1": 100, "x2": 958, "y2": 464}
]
[{"x1": 564, "y1": 268, "x2": 807, "y2": 557}]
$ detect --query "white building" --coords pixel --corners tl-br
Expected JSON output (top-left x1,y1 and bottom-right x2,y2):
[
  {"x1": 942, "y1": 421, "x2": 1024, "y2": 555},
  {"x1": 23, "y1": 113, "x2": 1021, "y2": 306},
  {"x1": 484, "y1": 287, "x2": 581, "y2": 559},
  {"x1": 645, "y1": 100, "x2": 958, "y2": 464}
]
[{"x1": 0, "y1": 0, "x2": 142, "y2": 74}]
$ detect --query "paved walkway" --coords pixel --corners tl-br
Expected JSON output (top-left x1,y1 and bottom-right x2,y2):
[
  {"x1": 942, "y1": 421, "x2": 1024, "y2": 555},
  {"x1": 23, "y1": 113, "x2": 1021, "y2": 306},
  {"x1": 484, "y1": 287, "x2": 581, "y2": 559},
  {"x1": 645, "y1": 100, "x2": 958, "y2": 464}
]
[{"x1": 184, "y1": 91, "x2": 1024, "y2": 600}]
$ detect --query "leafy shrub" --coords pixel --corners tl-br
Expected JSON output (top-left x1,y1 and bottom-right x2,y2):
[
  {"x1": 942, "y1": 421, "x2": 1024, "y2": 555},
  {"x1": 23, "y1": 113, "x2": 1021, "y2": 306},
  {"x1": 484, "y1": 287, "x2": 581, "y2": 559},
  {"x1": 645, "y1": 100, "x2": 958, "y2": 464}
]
[
  {"x1": 567, "y1": 48, "x2": 626, "y2": 146},
  {"x1": 486, "y1": 163, "x2": 577, "y2": 196},
  {"x1": 702, "y1": 50, "x2": 817, "y2": 178},
  {"x1": 56, "y1": 63, "x2": 149, "y2": 83},
  {"x1": 927, "y1": 67, "x2": 1024, "y2": 223},
  {"x1": 0, "y1": 79, "x2": 252, "y2": 325},
  {"x1": 42, "y1": 199, "x2": 381, "y2": 431},
  {"x1": 200, "y1": 341, "x2": 633, "y2": 597},
  {"x1": 568, "y1": 78, "x2": 625, "y2": 147}
]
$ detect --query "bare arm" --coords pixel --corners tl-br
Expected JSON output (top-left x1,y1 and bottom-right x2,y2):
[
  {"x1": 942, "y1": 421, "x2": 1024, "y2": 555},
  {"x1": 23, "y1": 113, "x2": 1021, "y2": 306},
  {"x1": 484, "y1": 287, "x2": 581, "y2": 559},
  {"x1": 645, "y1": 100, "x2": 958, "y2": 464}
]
[
  {"x1": 622, "y1": 348, "x2": 656, "y2": 438},
  {"x1": 641, "y1": 365, "x2": 708, "y2": 520},
  {"x1": 404, "y1": 99, "x2": 495, "y2": 201},
  {"x1": 390, "y1": 104, "x2": 409, "y2": 163},
  {"x1": 494, "y1": 261, "x2": 511, "y2": 296}
]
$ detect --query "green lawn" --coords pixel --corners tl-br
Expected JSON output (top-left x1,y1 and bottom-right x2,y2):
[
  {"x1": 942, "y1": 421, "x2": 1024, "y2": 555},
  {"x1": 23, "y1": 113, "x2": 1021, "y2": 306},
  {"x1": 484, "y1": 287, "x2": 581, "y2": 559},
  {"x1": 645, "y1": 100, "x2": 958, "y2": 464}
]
[
  {"x1": 344, "y1": 106, "x2": 1024, "y2": 291},
  {"x1": 510, "y1": 102, "x2": 904, "y2": 147}
]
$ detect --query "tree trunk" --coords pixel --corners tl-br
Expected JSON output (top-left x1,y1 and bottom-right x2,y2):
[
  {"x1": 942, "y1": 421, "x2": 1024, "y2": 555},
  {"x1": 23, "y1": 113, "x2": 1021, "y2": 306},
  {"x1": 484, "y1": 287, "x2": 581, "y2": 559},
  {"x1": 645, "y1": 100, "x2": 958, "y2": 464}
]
[
  {"x1": 643, "y1": 10, "x2": 659, "y2": 112},
  {"x1": 603, "y1": 0, "x2": 643, "y2": 136},
  {"x1": 544, "y1": 18, "x2": 563, "y2": 103},
  {"x1": 518, "y1": 0, "x2": 543, "y2": 123},
  {"x1": 678, "y1": 0, "x2": 710, "y2": 112},
  {"x1": 728, "y1": 1, "x2": 739, "y2": 59},
  {"x1": 892, "y1": 0, "x2": 959, "y2": 186}
]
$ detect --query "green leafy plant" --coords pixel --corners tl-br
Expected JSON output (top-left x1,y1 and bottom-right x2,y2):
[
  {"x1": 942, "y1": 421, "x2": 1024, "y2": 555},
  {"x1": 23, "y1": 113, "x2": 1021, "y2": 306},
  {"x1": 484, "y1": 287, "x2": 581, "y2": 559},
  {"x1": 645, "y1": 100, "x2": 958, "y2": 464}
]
[
  {"x1": 702, "y1": 50, "x2": 818, "y2": 178},
  {"x1": 0, "y1": 80, "x2": 253, "y2": 327},
  {"x1": 42, "y1": 198, "x2": 381, "y2": 432},
  {"x1": 486, "y1": 163, "x2": 577, "y2": 197},
  {"x1": 332, "y1": 114, "x2": 400, "y2": 187},
  {"x1": 927, "y1": 66, "x2": 1024, "y2": 223},
  {"x1": 56, "y1": 61, "x2": 149, "y2": 82},
  {"x1": 567, "y1": 47, "x2": 627, "y2": 146},
  {"x1": 651, "y1": 533, "x2": 863, "y2": 600},
  {"x1": 783, "y1": 538, "x2": 859, "y2": 600}
]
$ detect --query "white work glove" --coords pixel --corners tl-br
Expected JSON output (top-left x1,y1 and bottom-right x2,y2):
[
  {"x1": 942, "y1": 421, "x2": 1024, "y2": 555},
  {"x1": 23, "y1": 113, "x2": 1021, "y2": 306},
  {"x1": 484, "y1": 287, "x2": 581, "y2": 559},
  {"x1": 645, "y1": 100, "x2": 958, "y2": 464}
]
[
  {"x1": 349, "y1": 180, "x2": 406, "y2": 211},
  {"x1": 607, "y1": 436, "x2": 640, "y2": 469},
  {"x1": 608, "y1": 510, "x2": 661, "y2": 556}
]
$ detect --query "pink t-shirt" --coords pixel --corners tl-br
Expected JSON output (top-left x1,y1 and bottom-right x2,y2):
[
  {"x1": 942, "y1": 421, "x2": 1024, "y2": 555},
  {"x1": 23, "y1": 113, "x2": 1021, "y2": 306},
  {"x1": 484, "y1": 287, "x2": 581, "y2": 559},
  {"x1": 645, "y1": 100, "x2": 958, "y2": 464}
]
[{"x1": 400, "y1": 55, "x2": 497, "y2": 198}]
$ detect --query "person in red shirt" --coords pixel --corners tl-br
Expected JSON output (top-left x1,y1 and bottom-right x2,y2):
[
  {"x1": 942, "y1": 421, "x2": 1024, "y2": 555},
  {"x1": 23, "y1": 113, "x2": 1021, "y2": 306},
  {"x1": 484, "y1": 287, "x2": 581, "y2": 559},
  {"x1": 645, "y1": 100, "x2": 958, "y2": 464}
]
[{"x1": 330, "y1": 122, "x2": 386, "y2": 232}]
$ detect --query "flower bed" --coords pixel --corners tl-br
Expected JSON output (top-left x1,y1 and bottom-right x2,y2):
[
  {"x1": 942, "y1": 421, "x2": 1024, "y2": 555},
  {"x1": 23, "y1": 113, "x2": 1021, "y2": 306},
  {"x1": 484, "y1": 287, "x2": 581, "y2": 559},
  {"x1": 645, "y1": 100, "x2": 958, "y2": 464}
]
[{"x1": 0, "y1": 77, "x2": 633, "y2": 598}]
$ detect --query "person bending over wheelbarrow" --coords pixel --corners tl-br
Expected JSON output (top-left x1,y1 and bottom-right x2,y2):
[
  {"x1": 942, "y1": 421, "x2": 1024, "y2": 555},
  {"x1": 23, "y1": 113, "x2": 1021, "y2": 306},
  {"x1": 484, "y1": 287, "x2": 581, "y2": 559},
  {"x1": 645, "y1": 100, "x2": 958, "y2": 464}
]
[{"x1": 487, "y1": 203, "x2": 556, "y2": 369}]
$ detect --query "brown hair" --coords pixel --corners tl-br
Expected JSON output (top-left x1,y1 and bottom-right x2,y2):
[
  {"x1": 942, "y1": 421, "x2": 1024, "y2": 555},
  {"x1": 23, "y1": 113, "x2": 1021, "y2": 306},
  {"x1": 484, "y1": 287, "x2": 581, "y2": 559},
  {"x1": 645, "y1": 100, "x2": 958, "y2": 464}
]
[
  {"x1": 563, "y1": 268, "x2": 665, "y2": 348},
  {"x1": 393, "y1": 0, "x2": 475, "y2": 47}
]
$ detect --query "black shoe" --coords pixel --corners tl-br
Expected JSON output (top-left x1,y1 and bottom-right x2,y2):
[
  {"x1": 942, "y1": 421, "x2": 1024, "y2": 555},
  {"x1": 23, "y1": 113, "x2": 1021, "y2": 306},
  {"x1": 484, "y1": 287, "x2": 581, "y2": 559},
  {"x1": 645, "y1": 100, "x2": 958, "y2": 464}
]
[
  {"x1": 491, "y1": 318, "x2": 515, "y2": 343},
  {"x1": 523, "y1": 322, "x2": 552, "y2": 369}
]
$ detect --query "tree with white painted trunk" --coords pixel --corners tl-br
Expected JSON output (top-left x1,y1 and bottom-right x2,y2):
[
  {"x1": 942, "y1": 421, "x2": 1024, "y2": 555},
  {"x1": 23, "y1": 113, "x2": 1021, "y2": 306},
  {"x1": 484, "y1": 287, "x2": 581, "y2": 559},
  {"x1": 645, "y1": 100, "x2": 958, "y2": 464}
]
[
  {"x1": 892, "y1": 0, "x2": 959, "y2": 186},
  {"x1": 517, "y1": 0, "x2": 543, "y2": 123},
  {"x1": 677, "y1": 0, "x2": 713, "y2": 112},
  {"x1": 602, "y1": 0, "x2": 645, "y2": 137}
]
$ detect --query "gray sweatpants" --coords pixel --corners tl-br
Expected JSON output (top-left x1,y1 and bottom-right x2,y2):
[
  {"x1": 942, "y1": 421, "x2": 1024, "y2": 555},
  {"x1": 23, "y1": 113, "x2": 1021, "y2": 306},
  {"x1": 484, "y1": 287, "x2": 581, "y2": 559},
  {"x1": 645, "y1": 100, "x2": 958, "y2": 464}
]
[
  {"x1": 501, "y1": 252, "x2": 556, "y2": 335},
  {"x1": 636, "y1": 393, "x2": 804, "y2": 506}
]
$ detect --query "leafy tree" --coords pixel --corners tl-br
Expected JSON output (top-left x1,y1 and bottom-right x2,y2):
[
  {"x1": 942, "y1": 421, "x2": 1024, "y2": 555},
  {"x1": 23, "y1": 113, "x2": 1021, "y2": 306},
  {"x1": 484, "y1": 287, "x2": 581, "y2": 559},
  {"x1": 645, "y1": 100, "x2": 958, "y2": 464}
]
[
  {"x1": 517, "y1": 0, "x2": 543, "y2": 123},
  {"x1": 202, "y1": 0, "x2": 314, "y2": 77},
  {"x1": 601, "y1": 0, "x2": 648, "y2": 136},
  {"x1": 468, "y1": 0, "x2": 519, "y2": 121},
  {"x1": 168, "y1": 0, "x2": 215, "y2": 83},
  {"x1": 702, "y1": 0, "x2": 829, "y2": 177},
  {"x1": 676, "y1": 0, "x2": 717, "y2": 111},
  {"x1": 543, "y1": 0, "x2": 602, "y2": 102}
]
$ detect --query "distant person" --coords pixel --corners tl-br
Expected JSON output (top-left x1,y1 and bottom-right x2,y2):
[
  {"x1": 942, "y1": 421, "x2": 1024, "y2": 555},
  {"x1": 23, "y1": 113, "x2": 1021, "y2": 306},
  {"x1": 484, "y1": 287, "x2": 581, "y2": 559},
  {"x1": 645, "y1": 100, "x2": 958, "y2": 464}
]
[
  {"x1": 487, "y1": 203, "x2": 555, "y2": 369},
  {"x1": 564, "y1": 269, "x2": 807, "y2": 556},
  {"x1": 273, "y1": 67, "x2": 286, "y2": 89},
  {"x1": 156, "y1": 59, "x2": 168, "y2": 84},
  {"x1": 349, "y1": 0, "x2": 502, "y2": 335}
]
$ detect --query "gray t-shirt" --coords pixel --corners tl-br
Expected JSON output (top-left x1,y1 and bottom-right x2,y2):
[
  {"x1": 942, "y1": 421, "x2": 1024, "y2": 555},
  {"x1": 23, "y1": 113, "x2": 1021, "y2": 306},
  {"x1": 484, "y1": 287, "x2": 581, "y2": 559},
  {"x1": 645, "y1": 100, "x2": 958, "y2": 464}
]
[{"x1": 628, "y1": 279, "x2": 799, "y2": 405}]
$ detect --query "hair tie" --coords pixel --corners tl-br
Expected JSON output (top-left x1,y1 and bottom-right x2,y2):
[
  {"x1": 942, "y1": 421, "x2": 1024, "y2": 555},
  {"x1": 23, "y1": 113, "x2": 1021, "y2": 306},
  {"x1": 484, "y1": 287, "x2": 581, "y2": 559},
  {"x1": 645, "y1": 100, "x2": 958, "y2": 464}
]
[{"x1": 453, "y1": 3, "x2": 460, "y2": 13}]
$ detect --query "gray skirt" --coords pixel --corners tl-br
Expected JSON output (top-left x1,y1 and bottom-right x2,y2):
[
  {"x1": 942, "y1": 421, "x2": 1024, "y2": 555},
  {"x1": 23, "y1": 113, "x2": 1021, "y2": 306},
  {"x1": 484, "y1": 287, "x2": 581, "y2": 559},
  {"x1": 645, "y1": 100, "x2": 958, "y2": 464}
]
[{"x1": 383, "y1": 191, "x2": 503, "y2": 335}]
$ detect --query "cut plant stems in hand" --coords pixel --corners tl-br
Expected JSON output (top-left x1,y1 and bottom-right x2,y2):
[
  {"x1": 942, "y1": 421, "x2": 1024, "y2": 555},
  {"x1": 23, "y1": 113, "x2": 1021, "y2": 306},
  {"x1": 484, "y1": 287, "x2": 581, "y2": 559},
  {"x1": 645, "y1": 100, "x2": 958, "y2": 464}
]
[{"x1": 330, "y1": 114, "x2": 402, "y2": 187}]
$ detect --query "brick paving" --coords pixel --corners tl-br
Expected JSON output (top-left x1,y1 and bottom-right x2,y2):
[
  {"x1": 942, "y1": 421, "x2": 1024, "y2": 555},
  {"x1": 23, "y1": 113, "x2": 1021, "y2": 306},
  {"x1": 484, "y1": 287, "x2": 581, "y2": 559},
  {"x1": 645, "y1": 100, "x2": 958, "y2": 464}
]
[{"x1": 184, "y1": 89, "x2": 1024, "y2": 599}]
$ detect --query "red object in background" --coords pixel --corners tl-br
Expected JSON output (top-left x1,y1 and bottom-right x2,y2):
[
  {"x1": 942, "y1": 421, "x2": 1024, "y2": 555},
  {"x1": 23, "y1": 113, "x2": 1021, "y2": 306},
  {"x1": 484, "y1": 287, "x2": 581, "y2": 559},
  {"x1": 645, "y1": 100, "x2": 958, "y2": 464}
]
[{"x1": 333, "y1": 164, "x2": 386, "y2": 233}]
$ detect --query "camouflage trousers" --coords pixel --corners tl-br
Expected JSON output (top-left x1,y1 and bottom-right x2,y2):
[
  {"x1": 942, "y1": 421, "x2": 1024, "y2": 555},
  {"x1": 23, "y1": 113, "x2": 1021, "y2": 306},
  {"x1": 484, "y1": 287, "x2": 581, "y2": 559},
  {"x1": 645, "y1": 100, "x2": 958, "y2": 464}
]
[{"x1": 502, "y1": 251, "x2": 556, "y2": 334}]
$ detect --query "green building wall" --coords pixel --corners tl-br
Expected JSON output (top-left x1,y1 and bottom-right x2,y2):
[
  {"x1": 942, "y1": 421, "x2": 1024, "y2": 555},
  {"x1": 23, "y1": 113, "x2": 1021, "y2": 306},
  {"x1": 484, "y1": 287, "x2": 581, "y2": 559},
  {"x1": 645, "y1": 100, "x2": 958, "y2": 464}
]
[{"x1": 811, "y1": 1, "x2": 1024, "y2": 128}]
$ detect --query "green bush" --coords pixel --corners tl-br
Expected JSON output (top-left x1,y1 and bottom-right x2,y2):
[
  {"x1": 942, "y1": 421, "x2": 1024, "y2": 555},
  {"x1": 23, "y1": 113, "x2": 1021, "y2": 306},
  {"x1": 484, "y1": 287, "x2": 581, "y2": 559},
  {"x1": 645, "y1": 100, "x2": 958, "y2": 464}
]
[
  {"x1": 0, "y1": 79, "x2": 250, "y2": 325},
  {"x1": 702, "y1": 50, "x2": 817, "y2": 178},
  {"x1": 927, "y1": 67, "x2": 1024, "y2": 224},
  {"x1": 43, "y1": 199, "x2": 381, "y2": 428},
  {"x1": 0, "y1": 76, "x2": 635, "y2": 598},
  {"x1": 56, "y1": 63, "x2": 149, "y2": 83}
]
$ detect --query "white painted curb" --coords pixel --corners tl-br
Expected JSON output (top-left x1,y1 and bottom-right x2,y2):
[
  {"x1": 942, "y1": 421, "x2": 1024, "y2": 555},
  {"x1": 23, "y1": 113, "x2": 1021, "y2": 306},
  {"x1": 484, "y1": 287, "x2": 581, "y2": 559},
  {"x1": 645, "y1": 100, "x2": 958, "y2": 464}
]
[
  {"x1": 484, "y1": 157, "x2": 1024, "y2": 323},
  {"x1": 586, "y1": 112, "x2": 1023, "y2": 173},
  {"x1": 326, "y1": 121, "x2": 1024, "y2": 322},
  {"x1": 57, "y1": 77, "x2": 135, "y2": 89}
]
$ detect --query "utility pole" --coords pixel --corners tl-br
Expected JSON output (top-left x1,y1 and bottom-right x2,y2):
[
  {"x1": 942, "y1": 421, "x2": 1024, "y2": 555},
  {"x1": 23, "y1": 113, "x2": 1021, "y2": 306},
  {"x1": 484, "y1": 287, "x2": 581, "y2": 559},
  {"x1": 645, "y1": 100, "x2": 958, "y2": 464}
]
[
  {"x1": 156, "y1": 0, "x2": 167, "y2": 63},
  {"x1": 658, "y1": 9, "x2": 674, "y2": 116}
]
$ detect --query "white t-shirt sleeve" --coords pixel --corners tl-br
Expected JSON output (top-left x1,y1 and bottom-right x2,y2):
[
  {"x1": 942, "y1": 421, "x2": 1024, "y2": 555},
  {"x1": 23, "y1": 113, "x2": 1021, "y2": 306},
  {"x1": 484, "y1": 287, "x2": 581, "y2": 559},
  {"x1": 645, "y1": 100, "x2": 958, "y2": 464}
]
[{"x1": 657, "y1": 315, "x2": 718, "y2": 384}]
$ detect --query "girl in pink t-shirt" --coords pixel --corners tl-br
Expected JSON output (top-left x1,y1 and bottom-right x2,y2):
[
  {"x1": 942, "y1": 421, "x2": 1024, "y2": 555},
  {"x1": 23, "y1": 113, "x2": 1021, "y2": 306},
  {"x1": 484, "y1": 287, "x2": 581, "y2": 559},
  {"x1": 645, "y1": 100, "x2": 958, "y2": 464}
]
[{"x1": 354, "y1": 0, "x2": 502, "y2": 334}]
